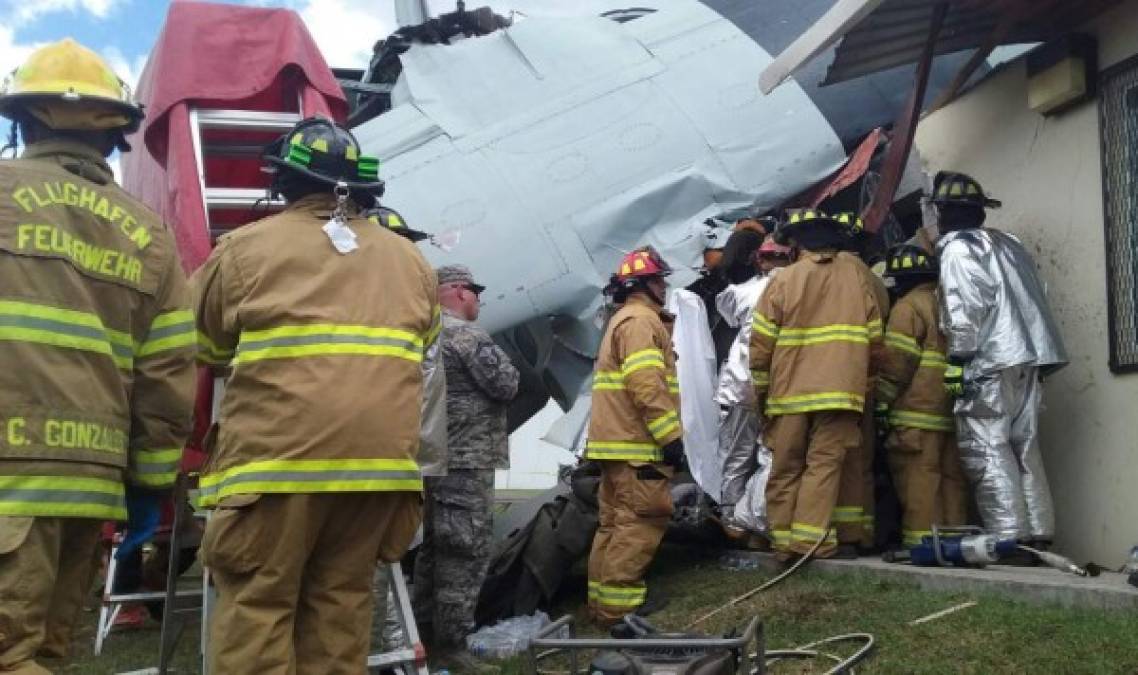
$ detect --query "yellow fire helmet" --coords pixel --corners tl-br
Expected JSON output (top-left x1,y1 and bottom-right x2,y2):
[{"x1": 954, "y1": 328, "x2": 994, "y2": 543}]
[{"x1": 0, "y1": 38, "x2": 143, "y2": 133}]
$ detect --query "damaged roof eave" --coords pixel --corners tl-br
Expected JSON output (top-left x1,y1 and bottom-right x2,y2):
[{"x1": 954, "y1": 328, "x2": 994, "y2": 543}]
[
  {"x1": 760, "y1": 0, "x2": 1125, "y2": 97},
  {"x1": 758, "y1": 0, "x2": 888, "y2": 95}
]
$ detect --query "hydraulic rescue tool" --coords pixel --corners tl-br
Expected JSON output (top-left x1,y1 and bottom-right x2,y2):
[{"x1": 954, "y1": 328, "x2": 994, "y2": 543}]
[
  {"x1": 882, "y1": 526, "x2": 1016, "y2": 567},
  {"x1": 883, "y1": 525, "x2": 1093, "y2": 576}
]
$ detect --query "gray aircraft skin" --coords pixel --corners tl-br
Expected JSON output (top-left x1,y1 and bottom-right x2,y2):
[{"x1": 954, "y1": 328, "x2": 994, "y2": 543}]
[{"x1": 354, "y1": 0, "x2": 973, "y2": 436}]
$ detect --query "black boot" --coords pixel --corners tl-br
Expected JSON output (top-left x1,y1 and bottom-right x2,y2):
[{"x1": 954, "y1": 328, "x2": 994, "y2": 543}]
[
  {"x1": 634, "y1": 590, "x2": 670, "y2": 617},
  {"x1": 828, "y1": 544, "x2": 859, "y2": 560}
]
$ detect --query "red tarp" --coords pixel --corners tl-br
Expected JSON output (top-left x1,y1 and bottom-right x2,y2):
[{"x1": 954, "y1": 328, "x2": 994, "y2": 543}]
[
  {"x1": 122, "y1": 0, "x2": 348, "y2": 273},
  {"x1": 121, "y1": 1, "x2": 349, "y2": 460}
]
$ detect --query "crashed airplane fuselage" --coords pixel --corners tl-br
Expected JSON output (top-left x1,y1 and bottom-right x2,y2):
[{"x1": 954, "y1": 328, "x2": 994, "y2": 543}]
[
  {"x1": 353, "y1": 0, "x2": 847, "y2": 423},
  {"x1": 353, "y1": 0, "x2": 975, "y2": 444}
]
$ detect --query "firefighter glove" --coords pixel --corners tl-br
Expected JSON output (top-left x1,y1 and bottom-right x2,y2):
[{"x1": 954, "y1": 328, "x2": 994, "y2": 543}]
[
  {"x1": 943, "y1": 363, "x2": 965, "y2": 397},
  {"x1": 117, "y1": 487, "x2": 162, "y2": 560},
  {"x1": 661, "y1": 439, "x2": 685, "y2": 469}
]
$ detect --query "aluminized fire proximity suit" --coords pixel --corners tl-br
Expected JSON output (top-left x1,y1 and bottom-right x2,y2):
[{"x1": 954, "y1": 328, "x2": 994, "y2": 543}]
[
  {"x1": 714, "y1": 273, "x2": 776, "y2": 534},
  {"x1": 937, "y1": 228, "x2": 1067, "y2": 540}
]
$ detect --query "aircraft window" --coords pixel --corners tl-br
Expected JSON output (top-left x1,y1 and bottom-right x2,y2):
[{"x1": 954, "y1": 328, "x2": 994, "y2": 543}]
[{"x1": 600, "y1": 8, "x2": 657, "y2": 23}]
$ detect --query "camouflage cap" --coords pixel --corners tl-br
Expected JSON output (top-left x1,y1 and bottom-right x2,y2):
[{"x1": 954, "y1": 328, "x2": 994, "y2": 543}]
[{"x1": 436, "y1": 264, "x2": 486, "y2": 293}]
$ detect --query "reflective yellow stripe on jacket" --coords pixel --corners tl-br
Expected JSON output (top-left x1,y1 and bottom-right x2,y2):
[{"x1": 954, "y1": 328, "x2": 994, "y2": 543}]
[
  {"x1": 233, "y1": 324, "x2": 425, "y2": 365},
  {"x1": 197, "y1": 331, "x2": 234, "y2": 365},
  {"x1": 0, "y1": 474, "x2": 127, "y2": 520},
  {"x1": 752, "y1": 311, "x2": 779, "y2": 339},
  {"x1": 621, "y1": 348, "x2": 666, "y2": 376},
  {"x1": 919, "y1": 351, "x2": 947, "y2": 368},
  {"x1": 137, "y1": 310, "x2": 195, "y2": 358},
  {"x1": 197, "y1": 457, "x2": 423, "y2": 507},
  {"x1": 885, "y1": 331, "x2": 920, "y2": 357},
  {"x1": 582, "y1": 440, "x2": 662, "y2": 462},
  {"x1": 0, "y1": 299, "x2": 133, "y2": 370},
  {"x1": 766, "y1": 391, "x2": 865, "y2": 415},
  {"x1": 647, "y1": 410, "x2": 680, "y2": 444},
  {"x1": 776, "y1": 320, "x2": 881, "y2": 347},
  {"x1": 592, "y1": 370, "x2": 680, "y2": 395},
  {"x1": 129, "y1": 447, "x2": 182, "y2": 488},
  {"x1": 887, "y1": 331, "x2": 947, "y2": 369},
  {"x1": 593, "y1": 370, "x2": 625, "y2": 391}
]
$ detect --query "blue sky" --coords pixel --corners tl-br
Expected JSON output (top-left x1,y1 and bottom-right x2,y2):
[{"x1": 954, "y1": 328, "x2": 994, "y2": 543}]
[
  {"x1": 0, "y1": 0, "x2": 616, "y2": 90},
  {"x1": 0, "y1": 1, "x2": 409, "y2": 87},
  {"x1": 0, "y1": 0, "x2": 617, "y2": 179}
]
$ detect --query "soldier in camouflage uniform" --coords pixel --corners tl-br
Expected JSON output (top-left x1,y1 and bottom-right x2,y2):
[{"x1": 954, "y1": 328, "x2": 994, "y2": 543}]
[{"x1": 413, "y1": 264, "x2": 519, "y2": 669}]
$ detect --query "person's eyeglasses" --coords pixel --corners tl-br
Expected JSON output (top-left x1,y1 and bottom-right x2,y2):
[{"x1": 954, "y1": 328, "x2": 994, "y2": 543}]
[{"x1": 461, "y1": 284, "x2": 483, "y2": 297}]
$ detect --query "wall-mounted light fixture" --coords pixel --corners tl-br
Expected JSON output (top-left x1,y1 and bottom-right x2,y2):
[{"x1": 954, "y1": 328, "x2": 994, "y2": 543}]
[{"x1": 1026, "y1": 33, "x2": 1098, "y2": 116}]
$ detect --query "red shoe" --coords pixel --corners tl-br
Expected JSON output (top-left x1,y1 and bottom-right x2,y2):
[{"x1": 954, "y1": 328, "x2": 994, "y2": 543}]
[{"x1": 112, "y1": 604, "x2": 149, "y2": 630}]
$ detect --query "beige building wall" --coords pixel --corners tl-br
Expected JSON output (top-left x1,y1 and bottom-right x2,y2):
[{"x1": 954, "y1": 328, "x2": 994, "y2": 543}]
[{"x1": 915, "y1": 3, "x2": 1138, "y2": 567}]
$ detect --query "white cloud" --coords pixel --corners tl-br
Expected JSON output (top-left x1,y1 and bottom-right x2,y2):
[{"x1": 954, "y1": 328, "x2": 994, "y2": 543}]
[
  {"x1": 295, "y1": 0, "x2": 396, "y2": 68},
  {"x1": 0, "y1": 24, "x2": 42, "y2": 75},
  {"x1": 3, "y1": 0, "x2": 121, "y2": 26},
  {"x1": 101, "y1": 45, "x2": 146, "y2": 89},
  {"x1": 291, "y1": 0, "x2": 631, "y2": 69}
]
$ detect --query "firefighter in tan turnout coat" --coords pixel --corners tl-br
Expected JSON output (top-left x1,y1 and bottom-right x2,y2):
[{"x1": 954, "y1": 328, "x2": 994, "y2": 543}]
[
  {"x1": 876, "y1": 244, "x2": 967, "y2": 548},
  {"x1": 750, "y1": 209, "x2": 883, "y2": 560},
  {"x1": 193, "y1": 118, "x2": 438, "y2": 674},
  {"x1": 586, "y1": 246, "x2": 684, "y2": 625},
  {"x1": 0, "y1": 40, "x2": 196, "y2": 673}
]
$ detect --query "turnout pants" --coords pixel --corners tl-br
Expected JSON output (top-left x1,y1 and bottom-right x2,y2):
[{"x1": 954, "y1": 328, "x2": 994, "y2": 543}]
[
  {"x1": 886, "y1": 427, "x2": 968, "y2": 547},
  {"x1": 411, "y1": 469, "x2": 495, "y2": 649},
  {"x1": 0, "y1": 517, "x2": 102, "y2": 674},
  {"x1": 203, "y1": 492, "x2": 421, "y2": 675},
  {"x1": 764, "y1": 411, "x2": 862, "y2": 558},
  {"x1": 954, "y1": 364, "x2": 1054, "y2": 540},
  {"x1": 588, "y1": 461, "x2": 673, "y2": 625},
  {"x1": 834, "y1": 404, "x2": 876, "y2": 548}
]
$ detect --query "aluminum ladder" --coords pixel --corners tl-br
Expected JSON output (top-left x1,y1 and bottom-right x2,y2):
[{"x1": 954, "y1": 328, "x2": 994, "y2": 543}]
[
  {"x1": 94, "y1": 473, "x2": 201, "y2": 661},
  {"x1": 187, "y1": 107, "x2": 299, "y2": 240}
]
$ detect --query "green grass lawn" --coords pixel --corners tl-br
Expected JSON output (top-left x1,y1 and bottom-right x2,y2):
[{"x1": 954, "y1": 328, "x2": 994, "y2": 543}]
[{"x1": 63, "y1": 544, "x2": 1138, "y2": 674}]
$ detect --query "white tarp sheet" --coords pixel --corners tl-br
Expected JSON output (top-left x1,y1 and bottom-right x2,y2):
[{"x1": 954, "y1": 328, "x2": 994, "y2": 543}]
[{"x1": 668, "y1": 289, "x2": 722, "y2": 501}]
